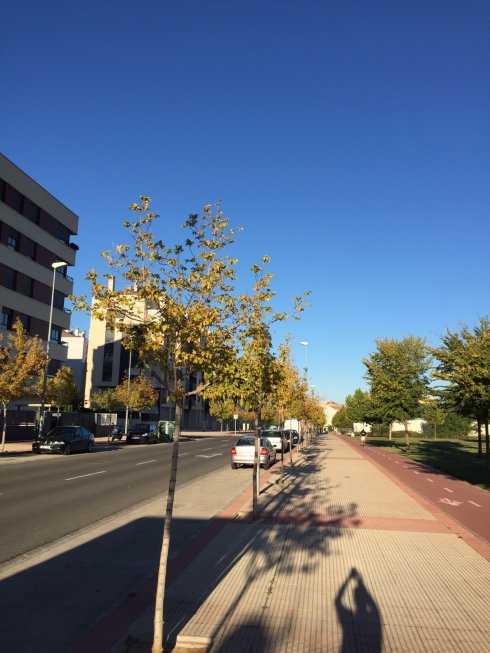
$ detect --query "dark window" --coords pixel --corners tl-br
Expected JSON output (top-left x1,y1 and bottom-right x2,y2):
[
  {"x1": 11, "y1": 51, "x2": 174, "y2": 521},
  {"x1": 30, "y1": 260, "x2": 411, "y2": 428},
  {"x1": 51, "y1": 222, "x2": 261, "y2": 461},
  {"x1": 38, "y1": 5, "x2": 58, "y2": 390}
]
[
  {"x1": 53, "y1": 290, "x2": 65, "y2": 311},
  {"x1": 1, "y1": 307, "x2": 13, "y2": 330},
  {"x1": 7, "y1": 229, "x2": 20, "y2": 251},
  {"x1": 0, "y1": 179, "x2": 5, "y2": 201},
  {"x1": 102, "y1": 342, "x2": 114, "y2": 381},
  {"x1": 17, "y1": 313, "x2": 31, "y2": 331},
  {"x1": 17, "y1": 274, "x2": 34, "y2": 297},
  {"x1": 1, "y1": 266, "x2": 17, "y2": 290},
  {"x1": 58, "y1": 224, "x2": 70, "y2": 244},
  {"x1": 22, "y1": 237, "x2": 37, "y2": 260},
  {"x1": 22, "y1": 197, "x2": 40, "y2": 224},
  {"x1": 50, "y1": 326, "x2": 61, "y2": 343},
  {"x1": 4, "y1": 184, "x2": 23, "y2": 212},
  {"x1": 47, "y1": 359, "x2": 61, "y2": 376}
]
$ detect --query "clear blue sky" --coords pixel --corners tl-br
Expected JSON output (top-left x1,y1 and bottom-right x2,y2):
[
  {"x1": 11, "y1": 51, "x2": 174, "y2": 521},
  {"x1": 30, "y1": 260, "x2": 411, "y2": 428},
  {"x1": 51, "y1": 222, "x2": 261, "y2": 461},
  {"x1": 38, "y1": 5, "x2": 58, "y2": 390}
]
[{"x1": 2, "y1": 1, "x2": 489, "y2": 403}]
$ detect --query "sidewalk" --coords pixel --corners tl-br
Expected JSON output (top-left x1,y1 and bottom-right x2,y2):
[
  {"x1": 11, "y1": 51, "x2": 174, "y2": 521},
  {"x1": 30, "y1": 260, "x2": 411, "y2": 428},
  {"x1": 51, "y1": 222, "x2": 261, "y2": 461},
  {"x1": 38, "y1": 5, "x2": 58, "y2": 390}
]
[{"x1": 101, "y1": 434, "x2": 490, "y2": 653}]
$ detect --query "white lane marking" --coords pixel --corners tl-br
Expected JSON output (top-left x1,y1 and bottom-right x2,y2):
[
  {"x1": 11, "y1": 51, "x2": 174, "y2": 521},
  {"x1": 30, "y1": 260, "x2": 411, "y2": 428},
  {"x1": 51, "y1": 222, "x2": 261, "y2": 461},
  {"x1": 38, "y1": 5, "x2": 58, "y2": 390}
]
[
  {"x1": 202, "y1": 447, "x2": 213, "y2": 451},
  {"x1": 66, "y1": 471, "x2": 106, "y2": 481},
  {"x1": 197, "y1": 453, "x2": 223, "y2": 459},
  {"x1": 439, "y1": 498, "x2": 463, "y2": 506},
  {"x1": 179, "y1": 453, "x2": 190, "y2": 457},
  {"x1": 427, "y1": 478, "x2": 434, "y2": 483},
  {"x1": 468, "y1": 501, "x2": 482, "y2": 508},
  {"x1": 413, "y1": 471, "x2": 420, "y2": 475},
  {"x1": 444, "y1": 488, "x2": 454, "y2": 493},
  {"x1": 395, "y1": 461, "x2": 400, "y2": 464},
  {"x1": 137, "y1": 460, "x2": 157, "y2": 466}
]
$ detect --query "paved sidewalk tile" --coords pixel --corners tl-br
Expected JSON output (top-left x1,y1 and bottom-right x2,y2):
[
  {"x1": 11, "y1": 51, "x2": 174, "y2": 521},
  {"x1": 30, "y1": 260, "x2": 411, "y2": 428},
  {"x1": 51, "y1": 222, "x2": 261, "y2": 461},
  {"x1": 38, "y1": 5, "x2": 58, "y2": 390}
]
[{"x1": 113, "y1": 435, "x2": 490, "y2": 653}]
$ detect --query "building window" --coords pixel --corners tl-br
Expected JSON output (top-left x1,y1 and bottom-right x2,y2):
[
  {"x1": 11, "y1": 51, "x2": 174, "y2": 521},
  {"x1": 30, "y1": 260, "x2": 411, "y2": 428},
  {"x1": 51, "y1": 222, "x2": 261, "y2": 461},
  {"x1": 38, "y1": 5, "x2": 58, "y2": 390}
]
[
  {"x1": 50, "y1": 326, "x2": 61, "y2": 344},
  {"x1": 102, "y1": 342, "x2": 114, "y2": 382},
  {"x1": 4, "y1": 184, "x2": 23, "y2": 213},
  {"x1": 1, "y1": 307, "x2": 13, "y2": 330},
  {"x1": 53, "y1": 290, "x2": 65, "y2": 310},
  {"x1": 17, "y1": 313, "x2": 31, "y2": 332},
  {"x1": 7, "y1": 229, "x2": 20, "y2": 251},
  {"x1": 1, "y1": 265, "x2": 17, "y2": 290},
  {"x1": 17, "y1": 274, "x2": 34, "y2": 297},
  {"x1": 22, "y1": 237, "x2": 37, "y2": 260},
  {"x1": 22, "y1": 198, "x2": 40, "y2": 224}
]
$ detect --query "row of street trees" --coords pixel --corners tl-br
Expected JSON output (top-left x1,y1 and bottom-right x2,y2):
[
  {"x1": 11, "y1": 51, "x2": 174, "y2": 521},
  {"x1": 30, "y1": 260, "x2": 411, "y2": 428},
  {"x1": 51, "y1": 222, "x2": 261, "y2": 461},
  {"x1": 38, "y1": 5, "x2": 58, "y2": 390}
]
[
  {"x1": 332, "y1": 320, "x2": 490, "y2": 465},
  {"x1": 72, "y1": 197, "x2": 315, "y2": 653},
  {"x1": 0, "y1": 322, "x2": 81, "y2": 451}
]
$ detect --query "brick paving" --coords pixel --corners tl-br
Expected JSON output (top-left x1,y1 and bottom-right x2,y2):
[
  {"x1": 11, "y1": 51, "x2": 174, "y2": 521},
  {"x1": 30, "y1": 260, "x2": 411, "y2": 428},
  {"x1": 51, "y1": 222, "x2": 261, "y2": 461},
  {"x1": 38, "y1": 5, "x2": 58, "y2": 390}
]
[{"x1": 106, "y1": 434, "x2": 490, "y2": 653}]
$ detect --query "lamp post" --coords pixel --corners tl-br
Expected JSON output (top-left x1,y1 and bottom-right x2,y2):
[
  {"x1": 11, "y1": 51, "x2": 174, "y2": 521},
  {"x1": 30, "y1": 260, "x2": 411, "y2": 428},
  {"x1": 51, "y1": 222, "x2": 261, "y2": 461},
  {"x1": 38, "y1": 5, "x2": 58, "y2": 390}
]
[
  {"x1": 124, "y1": 348, "x2": 132, "y2": 434},
  {"x1": 300, "y1": 341, "x2": 309, "y2": 381},
  {"x1": 39, "y1": 261, "x2": 67, "y2": 435}
]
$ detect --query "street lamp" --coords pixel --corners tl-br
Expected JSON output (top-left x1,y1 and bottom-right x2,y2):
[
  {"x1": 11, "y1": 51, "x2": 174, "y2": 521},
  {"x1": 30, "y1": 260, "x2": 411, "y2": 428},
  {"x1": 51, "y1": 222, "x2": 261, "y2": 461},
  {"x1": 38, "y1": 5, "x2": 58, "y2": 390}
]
[
  {"x1": 39, "y1": 261, "x2": 67, "y2": 434},
  {"x1": 300, "y1": 341, "x2": 309, "y2": 380}
]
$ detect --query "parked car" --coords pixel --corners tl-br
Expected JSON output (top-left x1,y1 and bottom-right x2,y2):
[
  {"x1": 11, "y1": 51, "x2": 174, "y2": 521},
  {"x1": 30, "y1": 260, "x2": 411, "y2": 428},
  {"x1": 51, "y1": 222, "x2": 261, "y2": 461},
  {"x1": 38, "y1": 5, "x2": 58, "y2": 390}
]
[
  {"x1": 260, "y1": 430, "x2": 289, "y2": 454},
  {"x1": 127, "y1": 423, "x2": 159, "y2": 445},
  {"x1": 231, "y1": 436, "x2": 277, "y2": 469},
  {"x1": 32, "y1": 426, "x2": 95, "y2": 455},
  {"x1": 284, "y1": 429, "x2": 300, "y2": 446}
]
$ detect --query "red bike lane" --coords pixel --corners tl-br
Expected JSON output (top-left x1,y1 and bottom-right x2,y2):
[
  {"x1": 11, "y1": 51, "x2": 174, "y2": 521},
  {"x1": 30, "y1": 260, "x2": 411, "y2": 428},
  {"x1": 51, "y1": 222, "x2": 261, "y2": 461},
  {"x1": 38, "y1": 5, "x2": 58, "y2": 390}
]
[{"x1": 342, "y1": 436, "x2": 490, "y2": 545}]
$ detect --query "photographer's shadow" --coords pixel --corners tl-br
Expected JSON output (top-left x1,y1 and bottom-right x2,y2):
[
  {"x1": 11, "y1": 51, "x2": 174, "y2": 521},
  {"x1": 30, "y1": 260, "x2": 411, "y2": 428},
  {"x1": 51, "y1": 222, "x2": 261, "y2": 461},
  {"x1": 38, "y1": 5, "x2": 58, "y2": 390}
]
[{"x1": 335, "y1": 567, "x2": 382, "y2": 653}]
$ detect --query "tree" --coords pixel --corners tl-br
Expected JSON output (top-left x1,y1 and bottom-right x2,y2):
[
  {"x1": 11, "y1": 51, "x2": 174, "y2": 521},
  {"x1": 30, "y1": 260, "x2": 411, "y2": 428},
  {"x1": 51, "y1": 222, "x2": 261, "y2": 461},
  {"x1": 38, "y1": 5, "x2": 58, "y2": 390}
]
[
  {"x1": 332, "y1": 406, "x2": 352, "y2": 432},
  {"x1": 113, "y1": 372, "x2": 158, "y2": 418},
  {"x1": 45, "y1": 366, "x2": 80, "y2": 413},
  {"x1": 363, "y1": 336, "x2": 430, "y2": 450},
  {"x1": 91, "y1": 387, "x2": 121, "y2": 412},
  {"x1": 0, "y1": 319, "x2": 45, "y2": 452},
  {"x1": 75, "y1": 198, "x2": 242, "y2": 653},
  {"x1": 208, "y1": 397, "x2": 236, "y2": 431},
  {"x1": 431, "y1": 318, "x2": 490, "y2": 463},
  {"x1": 422, "y1": 398, "x2": 446, "y2": 440}
]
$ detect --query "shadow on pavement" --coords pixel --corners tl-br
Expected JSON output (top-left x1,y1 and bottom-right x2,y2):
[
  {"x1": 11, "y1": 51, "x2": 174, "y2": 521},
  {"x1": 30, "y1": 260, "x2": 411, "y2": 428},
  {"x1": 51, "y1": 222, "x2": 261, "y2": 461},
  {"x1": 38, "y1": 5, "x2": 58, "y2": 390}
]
[{"x1": 335, "y1": 567, "x2": 382, "y2": 653}]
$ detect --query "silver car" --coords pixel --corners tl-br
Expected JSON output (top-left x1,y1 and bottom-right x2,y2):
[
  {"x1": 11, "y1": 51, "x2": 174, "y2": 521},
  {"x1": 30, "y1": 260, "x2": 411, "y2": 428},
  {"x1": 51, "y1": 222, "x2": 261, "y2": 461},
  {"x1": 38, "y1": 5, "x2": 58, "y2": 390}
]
[{"x1": 231, "y1": 436, "x2": 277, "y2": 470}]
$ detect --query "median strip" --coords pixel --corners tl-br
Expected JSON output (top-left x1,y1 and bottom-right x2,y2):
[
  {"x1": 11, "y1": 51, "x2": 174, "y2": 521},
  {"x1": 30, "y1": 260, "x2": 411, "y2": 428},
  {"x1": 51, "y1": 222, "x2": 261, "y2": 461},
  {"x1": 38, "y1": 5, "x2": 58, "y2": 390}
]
[{"x1": 65, "y1": 471, "x2": 107, "y2": 481}]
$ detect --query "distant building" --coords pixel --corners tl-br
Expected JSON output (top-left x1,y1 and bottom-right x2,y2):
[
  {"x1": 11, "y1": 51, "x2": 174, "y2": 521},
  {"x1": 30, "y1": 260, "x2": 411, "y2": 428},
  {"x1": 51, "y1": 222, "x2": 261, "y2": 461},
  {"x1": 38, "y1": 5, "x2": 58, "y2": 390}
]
[
  {"x1": 84, "y1": 278, "x2": 207, "y2": 428},
  {"x1": 63, "y1": 328, "x2": 88, "y2": 400},
  {"x1": 321, "y1": 400, "x2": 343, "y2": 426},
  {"x1": 0, "y1": 153, "x2": 79, "y2": 409}
]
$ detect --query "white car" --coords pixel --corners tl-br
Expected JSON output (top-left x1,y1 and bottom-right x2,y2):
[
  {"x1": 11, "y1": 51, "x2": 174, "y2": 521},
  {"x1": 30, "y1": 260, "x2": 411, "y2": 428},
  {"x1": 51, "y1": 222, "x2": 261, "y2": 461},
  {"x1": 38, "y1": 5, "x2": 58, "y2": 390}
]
[
  {"x1": 261, "y1": 430, "x2": 289, "y2": 454},
  {"x1": 231, "y1": 436, "x2": 277, "y2": 469}
]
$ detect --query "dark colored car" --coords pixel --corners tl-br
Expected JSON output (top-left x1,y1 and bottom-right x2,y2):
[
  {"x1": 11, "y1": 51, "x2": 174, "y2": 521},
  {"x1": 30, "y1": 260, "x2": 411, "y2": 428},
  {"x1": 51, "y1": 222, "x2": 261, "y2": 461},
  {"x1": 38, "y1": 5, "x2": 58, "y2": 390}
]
[
  {"x1": 32, "y1": 426, "x2": 95, "y2": 455},
  {"x1": 284, "y1": 429, "x2": 300, "y2": 446},
  {"x1": 127, "y1": 423, "x2": 158, "y2": 445}
]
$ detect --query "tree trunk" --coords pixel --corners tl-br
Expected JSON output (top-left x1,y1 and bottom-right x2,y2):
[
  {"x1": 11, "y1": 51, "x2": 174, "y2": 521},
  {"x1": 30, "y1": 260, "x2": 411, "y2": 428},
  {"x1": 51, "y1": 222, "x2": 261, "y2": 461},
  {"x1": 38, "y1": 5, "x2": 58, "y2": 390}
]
[
  {"x1": 477, "y1": 420, "x2": 482, "y2": 458},
  {"x1": 388, "y1": 423, "x2": 392, "y2": 441},
  {"x1": 152, "y1": 398, "x2": 183, "y2": 653},
  {"x1": 485, "y1": 419, "x2": 489, "y2": 468},
  {"x1": 404, "y1": 421, "x2": 410, "y2": 452},
  {"x1": 252, "y1": 407, "x2": 260, "y2": 520},
  {"x1": 1, "y1": 402, "x2": 7, "y2": 453}
]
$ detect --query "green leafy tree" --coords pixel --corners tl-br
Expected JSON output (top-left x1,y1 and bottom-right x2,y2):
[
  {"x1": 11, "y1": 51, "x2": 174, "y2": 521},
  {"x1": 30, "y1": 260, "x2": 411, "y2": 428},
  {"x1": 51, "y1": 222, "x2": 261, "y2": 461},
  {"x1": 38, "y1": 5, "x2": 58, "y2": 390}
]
[
  {"x1": 345, "y1": 389, "x2": 372, "y2": 427},
  {"x1": 363, "y1": 336, "x2": 430, "y2": 450},
  {"x1": 431, "y1": 318, "x2": 490, "y2": 462},
  {"x1": 422, "y1": 398, "x2": 446, "y2": 440},
  {"x1": 113, "y1": 372, "x2": 158, "y2": 418},
  {"x1": 45, "y1": 366, "x2": 80, "y2": 413},
  {"x1": 332, "y1": 406, "x2": 352, "y2": 432},
  {"x1": 0, "y1": 319, "x2": 45, "y2": 452},
  {"x1": 91, "y1": 387, "x2": 121, "y2": 412},
  {"x1": 208, "y1": 397, "x2": 236, "y2": 431}
]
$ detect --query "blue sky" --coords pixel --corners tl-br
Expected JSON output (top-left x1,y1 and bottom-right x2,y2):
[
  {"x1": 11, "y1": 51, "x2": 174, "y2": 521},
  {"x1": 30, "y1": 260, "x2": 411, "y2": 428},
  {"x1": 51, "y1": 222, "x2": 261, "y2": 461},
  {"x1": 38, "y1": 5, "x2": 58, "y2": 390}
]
[{"x1": 2, "y1": 1, "x2": 489, "y2": 402}]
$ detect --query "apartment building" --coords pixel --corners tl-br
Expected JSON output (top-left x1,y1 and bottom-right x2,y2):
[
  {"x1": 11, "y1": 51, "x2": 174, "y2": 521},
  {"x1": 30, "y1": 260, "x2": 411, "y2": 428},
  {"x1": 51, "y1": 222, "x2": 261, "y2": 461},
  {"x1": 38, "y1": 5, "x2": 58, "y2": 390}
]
[
  {"x1": 85, "y1": 278, "x2": 207, "y2": 428},
  {"x1": 0, "y1": 153, "x2": 79, "y2": 405}
]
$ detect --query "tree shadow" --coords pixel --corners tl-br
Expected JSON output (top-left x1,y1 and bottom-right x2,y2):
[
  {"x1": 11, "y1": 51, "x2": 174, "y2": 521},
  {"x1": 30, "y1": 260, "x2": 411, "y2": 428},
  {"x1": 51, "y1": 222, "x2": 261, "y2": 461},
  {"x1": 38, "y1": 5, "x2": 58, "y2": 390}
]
[{"x1": 335, "y1": 567, "x2": 383, "y2": 653}]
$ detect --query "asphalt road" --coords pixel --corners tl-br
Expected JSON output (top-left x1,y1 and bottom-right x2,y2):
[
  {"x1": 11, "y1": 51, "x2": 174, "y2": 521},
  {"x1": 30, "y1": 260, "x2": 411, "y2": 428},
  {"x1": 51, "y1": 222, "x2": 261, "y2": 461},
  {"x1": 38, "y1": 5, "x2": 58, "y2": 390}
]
[{"x1": 0, "y1": 435, "x2": 236, "y2": 564}]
